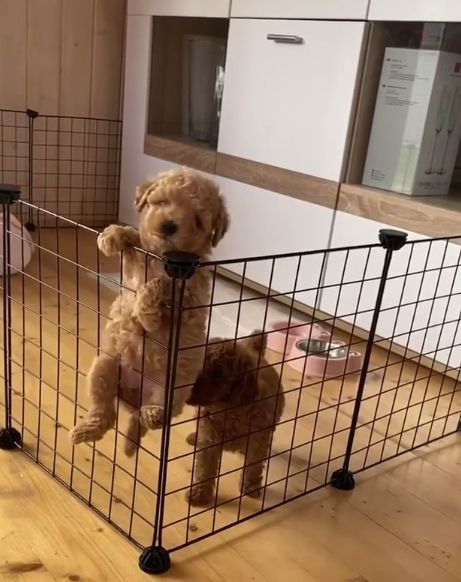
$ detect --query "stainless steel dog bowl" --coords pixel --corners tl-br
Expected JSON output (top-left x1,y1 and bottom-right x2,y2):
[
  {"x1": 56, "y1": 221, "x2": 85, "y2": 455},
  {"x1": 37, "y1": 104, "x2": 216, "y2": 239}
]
[{"x1": 295, "y1": 339, "x2": 349, "y2": 359}]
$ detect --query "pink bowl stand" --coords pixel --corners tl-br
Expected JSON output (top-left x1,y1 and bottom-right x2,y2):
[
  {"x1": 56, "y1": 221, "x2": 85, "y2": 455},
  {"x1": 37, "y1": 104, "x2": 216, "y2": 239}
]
[
  {"x1": 288, "y1": 340, "x2": 363, "y2": 379},
  {"x1": 266, "y1": 320, "x2": 330, "y2": 356}
]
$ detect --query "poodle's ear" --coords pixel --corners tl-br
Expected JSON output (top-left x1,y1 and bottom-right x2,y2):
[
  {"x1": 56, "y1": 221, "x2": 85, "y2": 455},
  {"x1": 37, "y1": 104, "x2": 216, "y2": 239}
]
[
  {"x1": 212, "y1": 194, "x2": 230, "y2": 247},
  {"x1": 187, "y1": 373, "x2": 214, "y2": 406},
  {"x1": 134, "y1": 179, "x2": 155, "y2": 213}
]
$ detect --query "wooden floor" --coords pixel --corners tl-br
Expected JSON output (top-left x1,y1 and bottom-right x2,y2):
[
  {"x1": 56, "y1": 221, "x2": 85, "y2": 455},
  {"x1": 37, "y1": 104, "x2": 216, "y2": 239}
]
[
  {"x1": 1, "y1": 227, "x2": 461, "y2": 580},
  {"x1": 2, "y1": 436, "x2": 461, "y2": 582}
]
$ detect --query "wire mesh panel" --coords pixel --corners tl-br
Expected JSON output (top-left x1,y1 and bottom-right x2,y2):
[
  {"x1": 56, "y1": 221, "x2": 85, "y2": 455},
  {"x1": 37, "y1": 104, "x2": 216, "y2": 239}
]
[
  {"x1": 0, "y1": 109, "x2": 121, "y2": 227},
  {"x1": 0, "y1": 110, "x2": 29, "y2": 203},
  {"x1": 157, "y1": 245, "x2": 377, "y2": 551},
  {"x1": 0, "y1": 199, "x2": 169, "y2": 548},
  {"x1": 346, "y1": 236, "x2": 461, "y2": 473},
  {"x1": 0, "y1": 191, "x2": 460, "y2": 573}
]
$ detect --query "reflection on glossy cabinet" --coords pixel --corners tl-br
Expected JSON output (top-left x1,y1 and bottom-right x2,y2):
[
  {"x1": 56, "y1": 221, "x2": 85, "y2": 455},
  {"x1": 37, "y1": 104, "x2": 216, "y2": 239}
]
[
  {"x1": 368, "y1": 0, "x2": 461, "y2": 22},
  {"x1": 215, "y1": 176, "x2": 335, "y2": 311},
  {"x1": 319, "y1": 209, "x2": 461, "y2": 370},
  {"x1": 230, "y1": 0, "x2": 369, "y2": 19},
  {"x1": 218, "y1": 19, "x2": 366, "y2": 182},
  {"x1": 127, "y1": 0, "x2": 230, "y2": 17}
]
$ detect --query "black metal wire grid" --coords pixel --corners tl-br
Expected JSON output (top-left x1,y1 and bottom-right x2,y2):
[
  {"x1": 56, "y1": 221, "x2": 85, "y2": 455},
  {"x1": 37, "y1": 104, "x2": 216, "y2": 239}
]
[
  {"x1": 0, "y1": 109, "x2": 121, "y2": 228},
  {"x1": 0, "y1": 194, "x2": 461, "y2": 574}
]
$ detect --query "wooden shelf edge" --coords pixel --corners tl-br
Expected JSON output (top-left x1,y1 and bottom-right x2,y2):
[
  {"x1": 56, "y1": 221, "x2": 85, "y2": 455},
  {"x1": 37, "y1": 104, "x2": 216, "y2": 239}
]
[
  {"x1": 339, "y1": 183, "x2": 461, "y2": 240},
  {"x1": 144, "y1": 134, "x2": 217, "y2": 174},
  {"x1": 216, "y1": 153, "x2": 339, "y2": 210},
  {"x1": 144, "y1": 134, "x2": 339, "y2": 211}
]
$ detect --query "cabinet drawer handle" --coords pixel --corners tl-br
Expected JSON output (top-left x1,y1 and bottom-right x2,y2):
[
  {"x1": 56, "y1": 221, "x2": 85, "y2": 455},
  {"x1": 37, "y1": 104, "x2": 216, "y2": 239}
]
[{"x1": 267, "y1": 34, "x2": 304, "y2": 44}]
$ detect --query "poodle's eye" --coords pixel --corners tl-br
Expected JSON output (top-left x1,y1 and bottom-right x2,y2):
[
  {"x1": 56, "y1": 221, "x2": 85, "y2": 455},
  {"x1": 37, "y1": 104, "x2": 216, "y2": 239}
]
[
  {"x1": 153, "y1": 200, "x2": 168, "y2": 206},
  {"x1": 195, "y1": 213, "x2": 204, "y2": 230}
]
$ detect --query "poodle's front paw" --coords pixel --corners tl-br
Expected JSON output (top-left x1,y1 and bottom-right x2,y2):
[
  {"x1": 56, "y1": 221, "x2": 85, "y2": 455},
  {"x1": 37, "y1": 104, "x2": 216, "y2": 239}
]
[
  {"x1": 134, "y1": 279, "x2": 169, "y2": 331},
  {"x1": 186, "y1": 484, "x2": 214, "y2": 507},
  {"x1": 97, "y1": 225, "x2": 138, "y2": 256},
  {"x1": 140, "y1": 405, "x2": 164, "y2": 430},
  {"x1": 70, "y1": 413, "x2": 114, "y2": 445}
]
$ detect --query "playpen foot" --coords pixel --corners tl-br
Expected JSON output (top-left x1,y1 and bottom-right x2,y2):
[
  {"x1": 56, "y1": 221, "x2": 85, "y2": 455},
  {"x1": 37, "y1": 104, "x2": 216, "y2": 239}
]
[
  {"x1": 330, "y1": 468, "x2": 355, "y2": 491},
  {"x1": 139, "y1": 546, "x2": 171, "y2": 574},
  {"x1": 0, "y1": 427, "x2": 21, "y2": 450}
]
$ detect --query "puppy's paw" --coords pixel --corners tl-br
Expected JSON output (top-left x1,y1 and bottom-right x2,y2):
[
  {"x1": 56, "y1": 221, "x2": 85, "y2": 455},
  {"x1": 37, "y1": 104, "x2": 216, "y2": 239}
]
[
  {"x1": 97, "y1": 225, "x2": 138, "y2": 256},
  {"x1": 69, "y1": 415, "x2": 114, "y2": 445},
  {"x1": 186, "y1": 485, "x2": 214, "y2": 507},
  {"x1": 241, "y1": 480, "x2": 263, "y2": 499},
  {"x1": 134, "y1": 279, "x2": 169, "y2": 331},
  {"x1": 186, "y1": 432, "x2": 197, "y2": 446},
  {"x1": 140, "y1": 405, "x2": 164, "y2": 430}
]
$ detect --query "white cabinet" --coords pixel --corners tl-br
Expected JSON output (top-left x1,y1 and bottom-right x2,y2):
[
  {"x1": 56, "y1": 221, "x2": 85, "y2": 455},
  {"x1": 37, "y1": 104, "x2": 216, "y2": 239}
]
[
  {"x1": 368, "y1": 0, "x2": 461, "y2": 22},
  {"x1": 218, "y1": 19, "x2": 366, "y2": 182},
  {"x1": 127, "y1": 0, "x2": 230, "y2": 17},
  {"x1": 321, "y1": 210, "x2": 461, "y2": 370},
  {"x1": 215, "y1": 177, "x2": 335, "y2": 313},
  {"x1": 231, "y1": 0, "x2": 369, "y2": 19}
]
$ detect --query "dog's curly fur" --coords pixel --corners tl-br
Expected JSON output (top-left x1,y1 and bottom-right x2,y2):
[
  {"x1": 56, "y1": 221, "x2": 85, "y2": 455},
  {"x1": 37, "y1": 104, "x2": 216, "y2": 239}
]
[
  {"x1": 69, "y1": 168, "x2": 229, "y2": 454},
  {"x1": 185, "y1": 330, "x2": 285, "y2": 506}
]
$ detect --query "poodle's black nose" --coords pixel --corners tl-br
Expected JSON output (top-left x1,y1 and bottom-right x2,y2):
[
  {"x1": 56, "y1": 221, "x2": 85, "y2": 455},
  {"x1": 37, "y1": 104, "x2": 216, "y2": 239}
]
[{"x1": 161, "y1": 220, "x2": 178, "y2": 236}]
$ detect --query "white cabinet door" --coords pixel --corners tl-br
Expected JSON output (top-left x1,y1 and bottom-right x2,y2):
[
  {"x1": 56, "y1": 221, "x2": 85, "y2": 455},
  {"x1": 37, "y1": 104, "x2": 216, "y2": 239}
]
[
  {"x1": 127, "y1": 0, "x2": 230, "y2": 17},
  {"x1": 215, "y1": 176, "x2": 335, "y2": 314},
  {"x1": 218, "y1": 19, "x2": 366, "y2": 182},
  {"x1": 231, "y1": 0, "x2": 369, "y2": 19},
  {"x1": 320, "y1": 210, "x2": 461, "y2": 370},
  {"x1": 368, "y1": 0, "x2": 461, "y2": 22}
]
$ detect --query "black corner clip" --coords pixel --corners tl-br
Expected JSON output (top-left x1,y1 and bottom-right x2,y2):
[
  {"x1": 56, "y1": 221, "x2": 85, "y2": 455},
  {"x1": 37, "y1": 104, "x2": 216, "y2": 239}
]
[
  {"x1": 379, "y1": 229, "x2": 408, "y2": 252},
  {"x1": 0, "y1": 184, "x2": 21, "y2": 205},
  {"x1": 163, "y1": 251, "x2": 200, "y2": 280}
]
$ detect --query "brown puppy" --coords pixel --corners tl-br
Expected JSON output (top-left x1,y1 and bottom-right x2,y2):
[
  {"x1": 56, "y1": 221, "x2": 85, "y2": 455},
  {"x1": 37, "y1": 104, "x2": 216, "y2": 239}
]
[
  {"x1": 185, "y1": 330, "x2": 285, "y2": 506},
  {"x1": 70, "y1": 168, "x2": 229, "y2": 453}
]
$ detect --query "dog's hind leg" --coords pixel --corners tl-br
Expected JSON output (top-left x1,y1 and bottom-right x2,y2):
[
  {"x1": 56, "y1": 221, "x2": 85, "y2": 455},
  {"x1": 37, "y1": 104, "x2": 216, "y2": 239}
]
[
  {"x1": 187, "y1": 443, "x2": 221, "y2": 507},
  {"x1": 240, "y1": 432, "x2": 271, "y2": 499},
  {"x1": 123, "y1": 411, "x2": 148, "y2": 457},
  {"x1": 69, "y1": 353, "x2": 119, "y2": 444}
]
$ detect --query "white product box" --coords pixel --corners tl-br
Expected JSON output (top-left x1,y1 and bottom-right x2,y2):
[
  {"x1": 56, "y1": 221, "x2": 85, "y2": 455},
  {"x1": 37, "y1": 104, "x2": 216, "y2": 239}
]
[{"x1": 363, "y1": 48, "x2": 461, "y2": 196}]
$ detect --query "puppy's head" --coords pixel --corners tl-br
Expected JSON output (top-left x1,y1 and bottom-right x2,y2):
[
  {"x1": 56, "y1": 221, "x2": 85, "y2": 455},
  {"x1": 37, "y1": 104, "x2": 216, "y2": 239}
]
[
  {"x1": 135, "y1": 168, "x2": 229, "y2": 257},
  {"x1": 187, "y1": 331, "x2": 266, "y2": 408}
]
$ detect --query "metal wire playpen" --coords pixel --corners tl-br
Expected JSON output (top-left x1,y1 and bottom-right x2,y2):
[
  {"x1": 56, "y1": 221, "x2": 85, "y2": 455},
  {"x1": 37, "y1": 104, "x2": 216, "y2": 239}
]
[
  {"x1": 1, "y1": 111, "x2": 461, "y2": 575},
  {"x1": 0, "y1": 108, "x2": 121, "y2": 227}
]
